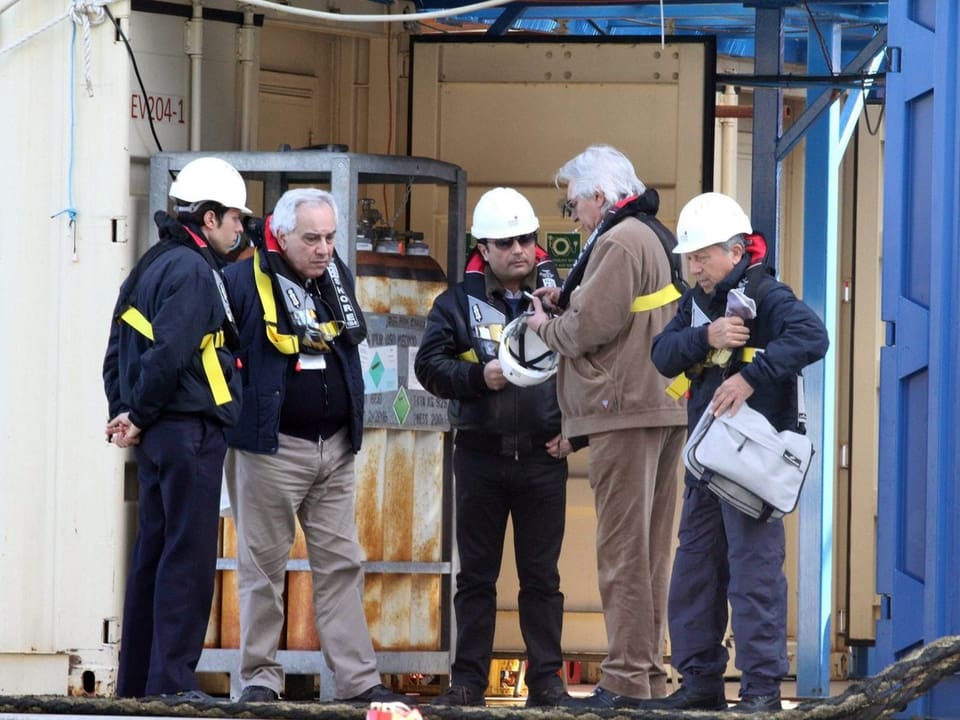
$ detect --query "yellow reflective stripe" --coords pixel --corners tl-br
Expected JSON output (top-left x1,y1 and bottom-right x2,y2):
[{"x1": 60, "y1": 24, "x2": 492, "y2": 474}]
[
  {"x1": 665, "y1": 374, "x2": 690, "y2": 400},
  {"x1": 120, "y1": 309, "x2": 232, "y2": 406},
  {"x1": 254, "y1": 248, "x2": 299, "y2": 355},
  {"x1": 631, "y1": 284, "x2": 682, "y2": 313},
  {"x1": 199, "y1": 334, "x2": 232, "y2": 405},
  {"x1": 120, "y1": 307, "x2": 154, "y2": 341},
  {"x1": 458, "y1": 349, "x2": 480, "y2": 363}
]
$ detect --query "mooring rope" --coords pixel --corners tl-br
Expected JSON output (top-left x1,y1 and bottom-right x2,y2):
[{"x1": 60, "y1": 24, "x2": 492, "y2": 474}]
[{"x1": 2, "y1": 635, "x2": 959, "y2": 719}]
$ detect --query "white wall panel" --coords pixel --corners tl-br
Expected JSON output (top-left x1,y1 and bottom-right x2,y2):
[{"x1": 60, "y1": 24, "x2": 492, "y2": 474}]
[{"x1": 0, "y1": 0, "x2": 132, "y2": 694}]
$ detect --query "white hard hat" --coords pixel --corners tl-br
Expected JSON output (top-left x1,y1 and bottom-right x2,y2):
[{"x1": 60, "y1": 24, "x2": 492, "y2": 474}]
[
  {"x1": 169, "y1": 157, "x2": 252, "y2": 214},
  {"x1": 674, "y1": 192, "x2": 752, "y2": 254},
  {"x1": 471, "y1": 187, "x2": 539, "y2": 240},
  {"x1": 498, "y1": 315, "x2": 558, "y2": 387}
]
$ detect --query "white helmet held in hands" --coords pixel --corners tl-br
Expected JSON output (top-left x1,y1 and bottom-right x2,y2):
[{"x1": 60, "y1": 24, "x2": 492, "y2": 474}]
[
  {"x1": 498, "y1": 315, "x2": 558, "y2": 387},
  {"x1": 674, "y1": 192, "x2": 752, "y2": 254},
  {"x1": 169, "y1": 156, "x2": 252, "y2": 214},
  {"x1": 471, "y1": 187, "x2": 539, "y2": 240}
]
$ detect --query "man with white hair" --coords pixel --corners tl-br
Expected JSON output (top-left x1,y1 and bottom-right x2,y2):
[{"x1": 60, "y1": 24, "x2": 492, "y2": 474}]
[
  {"x1": 527, "y1": 145, "x2": 687, "y2": 708},
  {"x1": 223, "y1": 188, "x2": 408, "y2": 706}
]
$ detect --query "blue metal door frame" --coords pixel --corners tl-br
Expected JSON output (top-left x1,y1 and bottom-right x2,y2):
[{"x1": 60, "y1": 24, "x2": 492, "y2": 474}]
[{"x1": 875, "y1": 0, "x2": 960, "y2": 716}]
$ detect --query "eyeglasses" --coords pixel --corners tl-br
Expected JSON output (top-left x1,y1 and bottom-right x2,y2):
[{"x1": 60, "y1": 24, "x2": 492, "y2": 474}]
[
  {"x1": 559, "y1": 193, "x2": 599, "y2": 218},
  {"x1": 485, "y1": 232, "x2": 538, "y2": 250}
]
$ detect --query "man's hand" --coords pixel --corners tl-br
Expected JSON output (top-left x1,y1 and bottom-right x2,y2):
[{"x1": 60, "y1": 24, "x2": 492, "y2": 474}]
[
  {"x1": 707, "y1": 315, "x2": 750, "y2": 349},
  {"x1": 544, "y1": 433, "x2": 573, "y2": 459},
  {"x1": 525, "y1": 293, "x2": 551, "y2": 333},
  {"x1": 106, "y1": 412, "x2": 142, "y2": 448},
  {"x1": 483, "y1": 359, "x2": 508, "y2": 391},
  {"x1": 710, "y1": 374, "x2": 754, "y2": 417},
  {"x1": 533, "y1": 286, "x2": 560, "y2": 312}
]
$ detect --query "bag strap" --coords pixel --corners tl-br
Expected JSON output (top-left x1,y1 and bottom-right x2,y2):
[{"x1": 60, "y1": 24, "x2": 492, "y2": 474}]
[
  {"x1": 797, "y1": 373, "x2": 807, "y2": 433},
  {"x1": 735, "y1": 266, "x2": 807, "y2": 434}
]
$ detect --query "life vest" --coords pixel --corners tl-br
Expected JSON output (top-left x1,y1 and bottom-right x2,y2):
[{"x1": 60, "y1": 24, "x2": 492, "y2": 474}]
[
  {"x1": 456, "y1": 244, "x2": 560, "y2": 364},
  {"x1": 250, "y1": 215, "x2": 366, "y2": 357},
  {"x1": 665, "y1": 255, "x2": 775, "y2": 399}
]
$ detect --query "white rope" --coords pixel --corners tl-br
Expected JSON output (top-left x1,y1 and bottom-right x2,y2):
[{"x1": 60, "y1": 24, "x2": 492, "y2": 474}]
[
  {"x1": 0, "y1": 0, "x2": 109, "y2": 90},
  {"x1": 69, "y1": 0, "x2": 109, "y2": 96},
  {"x1": 0, "y1": 6, "x2": 72, "y2": 56},
  {"x1": 238, "y1": 0, "x2": 514, "y2": 23}
]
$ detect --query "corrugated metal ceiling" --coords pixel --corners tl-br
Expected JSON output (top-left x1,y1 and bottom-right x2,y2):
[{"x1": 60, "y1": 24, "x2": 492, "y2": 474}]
[{"x1": 407, "y1": 1, "x2": 888, "y2": 66}]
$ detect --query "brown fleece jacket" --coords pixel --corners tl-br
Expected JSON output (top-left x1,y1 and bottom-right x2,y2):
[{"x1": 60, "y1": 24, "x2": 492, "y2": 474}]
[{"x1": 537, "y1": 216, "x2": 687, "y2": 438}]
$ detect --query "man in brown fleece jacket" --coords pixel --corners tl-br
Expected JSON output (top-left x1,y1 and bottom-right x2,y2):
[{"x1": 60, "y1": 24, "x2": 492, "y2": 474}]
[{"x1": 527, "y1": 144, "x2": 687, "y2": 708}]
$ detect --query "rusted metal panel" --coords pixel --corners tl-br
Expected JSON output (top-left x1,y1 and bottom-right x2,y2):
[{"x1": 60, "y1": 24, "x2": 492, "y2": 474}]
[
  {"x1": 204, "y1": 519, "x2": 223, "y2": 649},
  {"x1": 353, "y1": 253, "x2": 447, "y2": 651},
  {"x1": 286, "y1": 523, "x2": 319, "y2": 650},
  {"x1": 220, "y1": 518, "x2": 240, "y2": 649},
  {"x1": 356, "y1": 428, "x2": 388, "y2": 648}
]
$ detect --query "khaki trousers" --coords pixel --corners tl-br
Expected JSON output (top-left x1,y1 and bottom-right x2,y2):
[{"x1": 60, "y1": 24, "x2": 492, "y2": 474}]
[
  {"x1": 225, "y1": 430, "x2": 381, "y2": 698},
  {"x1": 588, "y1": 425, "x2": 685, "y2": 699}
]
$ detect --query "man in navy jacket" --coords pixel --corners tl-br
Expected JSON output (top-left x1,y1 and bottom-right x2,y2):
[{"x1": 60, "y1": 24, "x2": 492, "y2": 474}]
[
  {"x1": 223, "y1": 188, "x2": 407, "y2": 705},
  {"x1": 650, "y1": 193, "x2": 828, "y2": 714},
  {"x1": 103, "y1": 156, "x2": 247, "y2": 700}
]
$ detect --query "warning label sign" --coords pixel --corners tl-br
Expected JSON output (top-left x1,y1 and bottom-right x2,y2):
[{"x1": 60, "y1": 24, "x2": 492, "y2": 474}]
[{"x1": 546, "y1": 232, "x2": 582, "y2": 269}]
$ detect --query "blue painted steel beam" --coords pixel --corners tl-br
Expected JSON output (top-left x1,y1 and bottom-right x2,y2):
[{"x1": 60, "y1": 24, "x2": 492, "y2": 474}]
[
  {"x1": 750, "y1": 4, "x2": 783, "y2": 265},
  {"x1": 797, "y1": 19, "x2": 840, "y2": 700},
  {"x1": 776, "y1": 26, "x2": 886, "y2": 160},
  {"x1": 487, "y1": 2, "x2": 525, "y2": 34}
]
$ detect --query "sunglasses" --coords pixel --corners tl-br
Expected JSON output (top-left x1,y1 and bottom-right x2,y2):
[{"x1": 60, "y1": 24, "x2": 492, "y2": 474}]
[{"x1": 485, "y1": 232, "x2": 538, "y2": 250}]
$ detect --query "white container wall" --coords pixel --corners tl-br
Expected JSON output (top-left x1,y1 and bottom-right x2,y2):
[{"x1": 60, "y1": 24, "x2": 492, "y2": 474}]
[{"x1": 0, "y1": 1, "x2": 132, "y2": 695}]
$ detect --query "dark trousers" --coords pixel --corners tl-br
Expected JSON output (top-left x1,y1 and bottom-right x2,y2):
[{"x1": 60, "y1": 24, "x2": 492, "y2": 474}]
[
  {"x1": 116, "y1": 416, "x2": 226, "y2": 697},
  {"x1": 450, "y1": 442, "x2": 567, "y2": 694},
  {"x1": 668, "y1": 481, "x2": 788, "y2": 697}
]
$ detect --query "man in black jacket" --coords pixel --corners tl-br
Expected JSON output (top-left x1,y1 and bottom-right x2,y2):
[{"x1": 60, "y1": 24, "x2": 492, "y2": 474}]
[
  {"x1": 415, "y1": 187, "x2": 575, "y2": 708},
  {"x1": 650, "y1": 193, "x2": 829, "y2": 714},
  {"x1": 103, "y1": 156, "x2": 248, "y2": 700}
]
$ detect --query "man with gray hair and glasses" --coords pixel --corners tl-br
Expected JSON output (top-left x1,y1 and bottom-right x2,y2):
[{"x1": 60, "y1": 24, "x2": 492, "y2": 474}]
[{"x1": 526, "y1": 144, "x2": 687, "y2": 708}]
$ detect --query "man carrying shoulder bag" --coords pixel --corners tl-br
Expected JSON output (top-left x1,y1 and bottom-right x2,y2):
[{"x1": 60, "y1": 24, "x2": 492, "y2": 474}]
[{"x1": 649, "y1": 193, "x2": 828, "y2": 714}]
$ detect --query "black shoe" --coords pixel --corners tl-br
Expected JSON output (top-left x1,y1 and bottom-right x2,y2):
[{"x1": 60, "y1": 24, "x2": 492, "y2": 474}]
[
  {"x1": 525, "y1": 684, "x2": 579, "y2": 708},
  {"x1": 239, "y1": 685, "x2": 280, "y2": 703},
  {"x1": 728, "y1": 693, "x2": 782, "y2": 713},
  {"x1": 154, "y1": 689, "x2": 218, "y2": 704},
  {"x1": 338, "y1": 683, "x2": 412, "y2": 705},
  {"x1": 576, "y1": 686, "x2": 644, "y2": 709},
  {"x1": 431, "y1": 684, "x2": 485, "y2": 707},
  {"x1": 642, "y1": 685, "x2": 727, "y2": 711}
]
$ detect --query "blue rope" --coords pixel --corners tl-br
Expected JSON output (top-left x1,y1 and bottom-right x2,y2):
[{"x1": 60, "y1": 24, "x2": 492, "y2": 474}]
[{"x1": 51, "y1": 19, "x2": 77, "y2": 225}]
